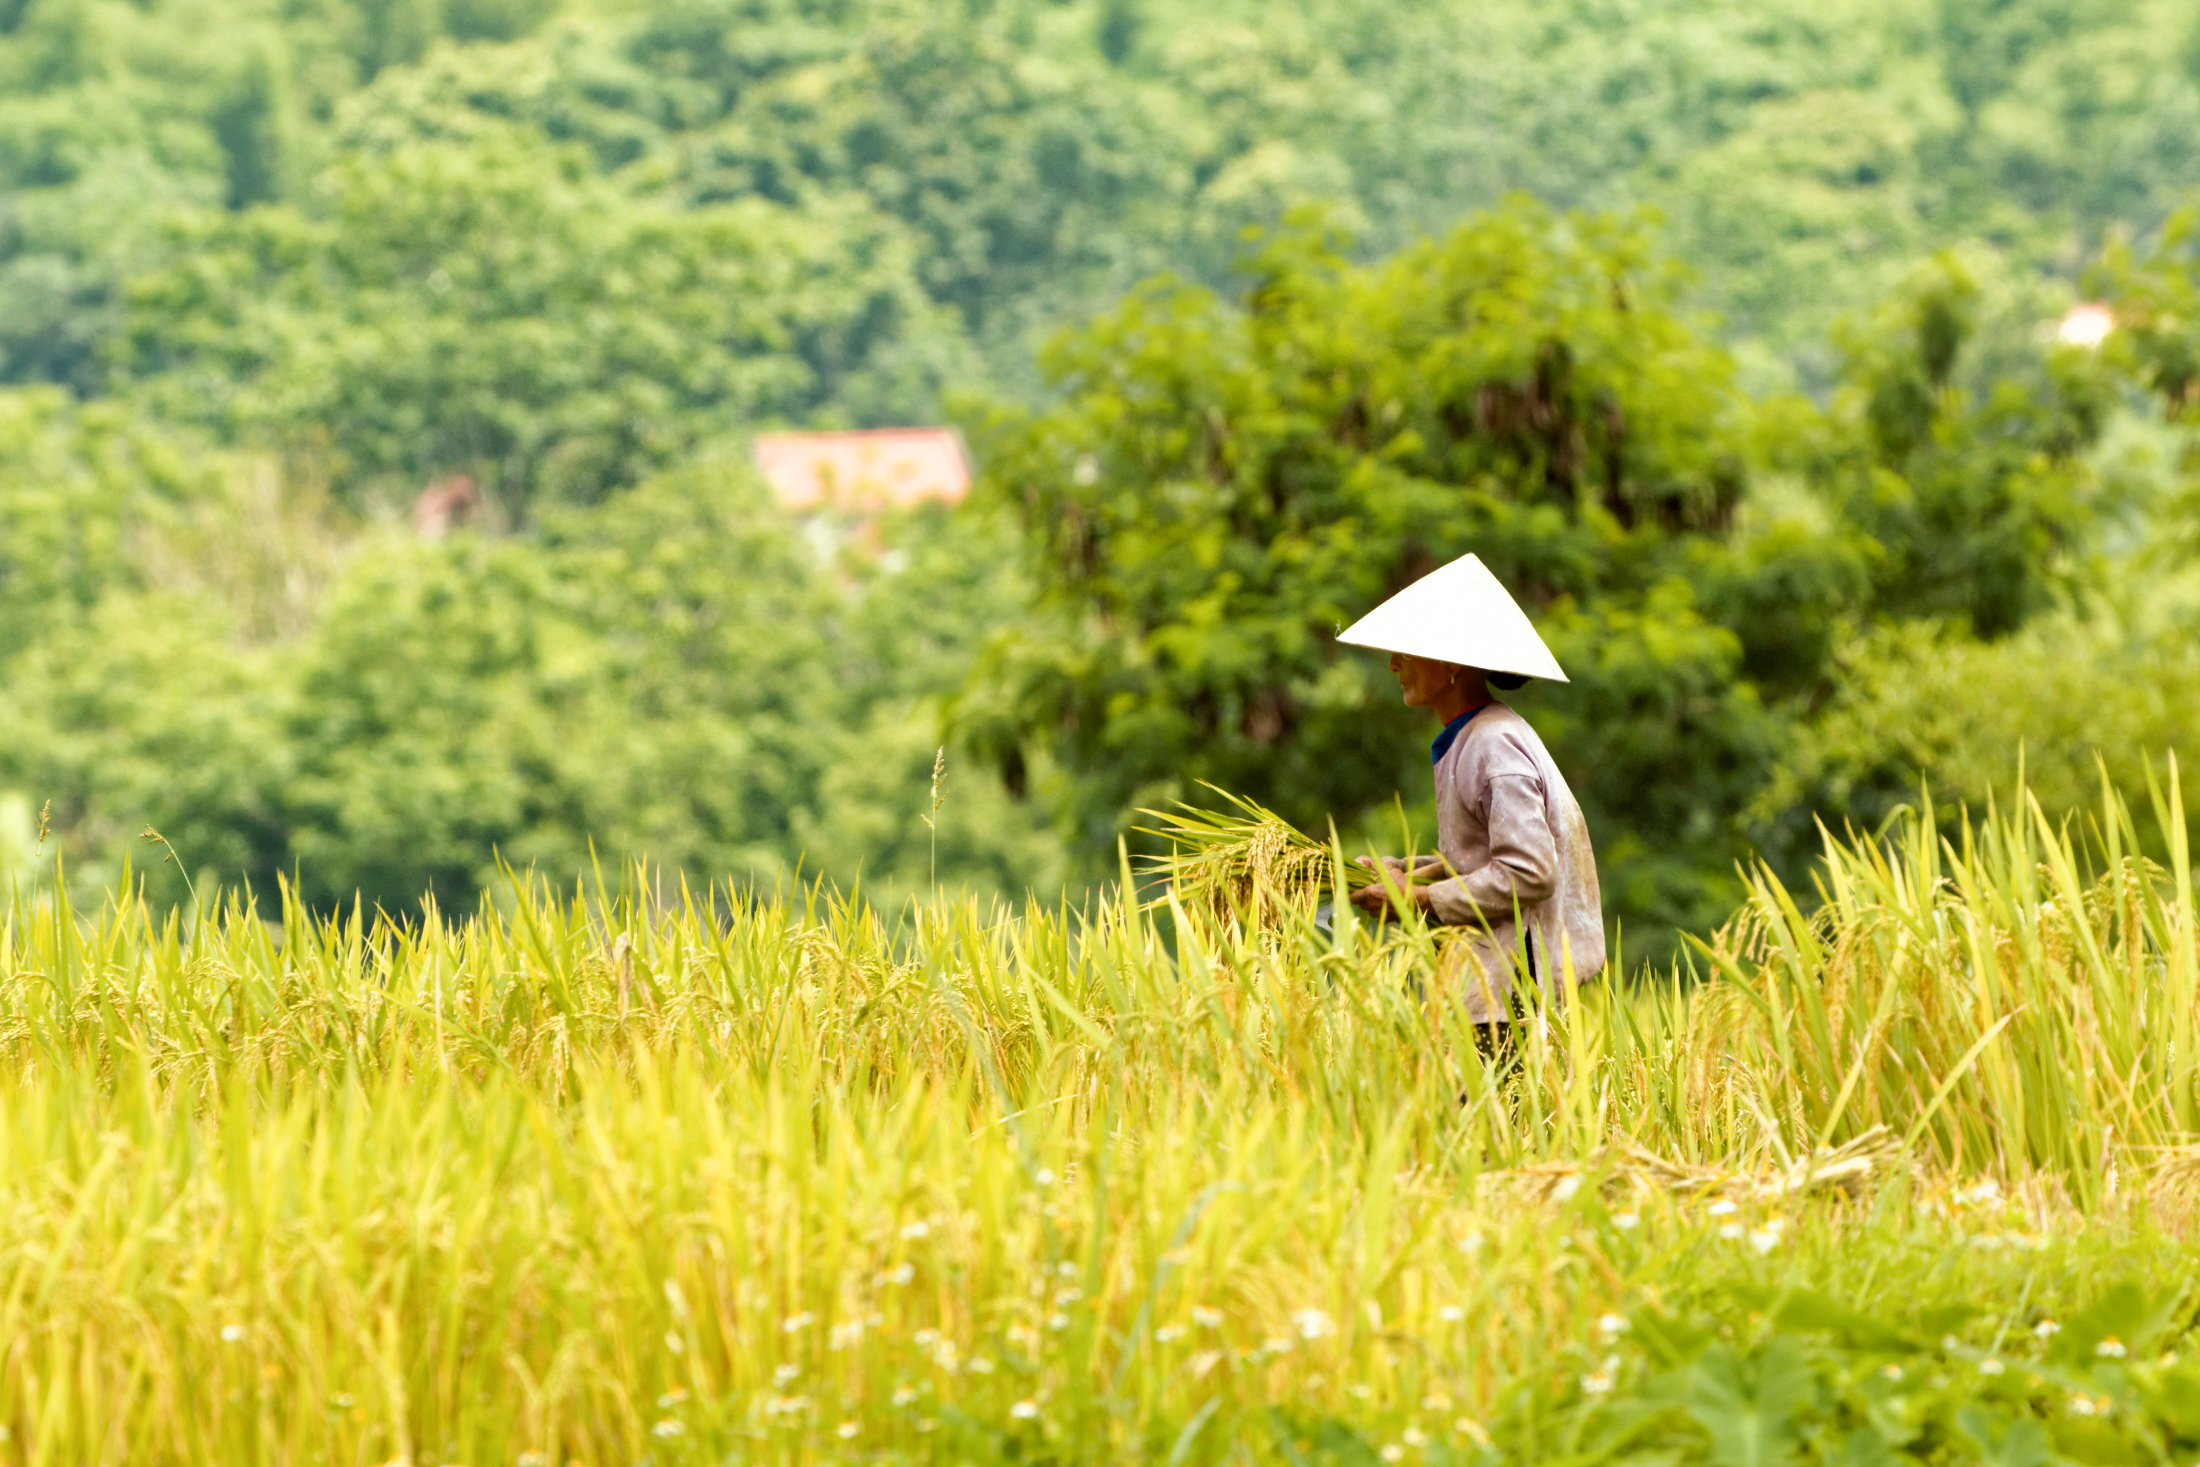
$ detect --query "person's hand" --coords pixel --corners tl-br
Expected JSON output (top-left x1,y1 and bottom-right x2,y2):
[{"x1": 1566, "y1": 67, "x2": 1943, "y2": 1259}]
[
  {"x1": 1348, "y1": 882, "x2": 1395, "y2": 915},
  {"x1": 1349, "y1": 863, "x2": 1431, "y2": 918}
]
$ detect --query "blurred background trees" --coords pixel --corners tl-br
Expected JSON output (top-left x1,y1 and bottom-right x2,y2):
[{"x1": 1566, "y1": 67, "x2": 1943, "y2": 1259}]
[{"x1": 3, "y1": 0, "x2": 2200, "y2": 954}]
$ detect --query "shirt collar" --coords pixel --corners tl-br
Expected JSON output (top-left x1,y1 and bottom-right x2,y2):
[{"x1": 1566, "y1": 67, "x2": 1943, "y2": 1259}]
[{"x1": 1430, "y1": 701, "x2": 1492, "y2": 765}]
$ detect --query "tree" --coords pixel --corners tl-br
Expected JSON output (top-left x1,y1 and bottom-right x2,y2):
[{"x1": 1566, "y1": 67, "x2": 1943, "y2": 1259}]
[
  {"x1": 962, "y1": 201, "x2": 1872, "y2": 943},
  {"x1": 276, "y1": 462, "x2": 842, "y2": 909},
  {"x1": 1815, "y1": 253, "x2": 2112, "y2": 640},
  {"x1": 119, "y1": 129, "x2": 966, "y2": 513}
]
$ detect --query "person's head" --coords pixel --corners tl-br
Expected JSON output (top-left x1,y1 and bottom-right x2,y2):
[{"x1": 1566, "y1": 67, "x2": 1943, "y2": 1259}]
[{"x1": 1386, "y1": 653, "x2": 1488, "y2": 712}]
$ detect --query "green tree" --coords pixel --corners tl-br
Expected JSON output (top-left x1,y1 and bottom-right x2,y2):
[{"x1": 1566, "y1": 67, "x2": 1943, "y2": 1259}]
[
  {"x1": 962, "y1": 202, "x2": 1872, "y2": 942},
  {"x1": 1815, "y1": 254, "x2": 2113, "y2": 640},
  {"x1": 275, "y1": 463, "x2": 841, "y2": 908},
  {"x1": 0, "y1": 387, "x2": 207, "y2": 653},
  {"x1": 120, "y1": 130, "x2": 966, "y2": 513}
]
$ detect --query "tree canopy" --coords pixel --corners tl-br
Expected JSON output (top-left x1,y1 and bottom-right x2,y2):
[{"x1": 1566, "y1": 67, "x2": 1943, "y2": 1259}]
[{"x1": 2, "y1": 0, "x2": 2197, "y2": 950}]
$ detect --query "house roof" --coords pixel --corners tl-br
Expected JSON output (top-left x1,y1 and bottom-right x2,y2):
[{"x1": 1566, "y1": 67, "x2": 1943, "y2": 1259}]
[{"x1": 751, "y1": 428, "x2": 971, "y2": 512}]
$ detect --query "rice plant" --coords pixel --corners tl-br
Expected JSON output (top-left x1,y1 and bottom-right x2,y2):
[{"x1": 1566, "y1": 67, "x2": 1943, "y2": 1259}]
[
  {"x1": 0, "y1": 776, "x2": 2196, "y2": 1462},
  {"x1": 1136, "y1": 785, "x2": 1378, "y2": 930}
]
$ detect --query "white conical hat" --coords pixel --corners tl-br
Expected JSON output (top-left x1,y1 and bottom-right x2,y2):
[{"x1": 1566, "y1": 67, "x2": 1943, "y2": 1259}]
[{"x1": 1337, "y1": 553, "x2": 1568, "y2": 683}]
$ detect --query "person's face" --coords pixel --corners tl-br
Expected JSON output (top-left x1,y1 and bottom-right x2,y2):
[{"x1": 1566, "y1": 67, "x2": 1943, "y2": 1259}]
[{"x1": 1387, "y1": 652, "x2": 1458, "y2": 709}]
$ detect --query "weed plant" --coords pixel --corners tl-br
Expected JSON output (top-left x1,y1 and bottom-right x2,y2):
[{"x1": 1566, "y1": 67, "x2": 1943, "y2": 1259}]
[{"x1": 0, "y1": 778, "x2": 2196, "y2": 1462}]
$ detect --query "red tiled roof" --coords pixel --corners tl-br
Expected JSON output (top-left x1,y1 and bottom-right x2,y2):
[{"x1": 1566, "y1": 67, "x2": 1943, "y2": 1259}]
[{"x1": 751, "y1": 428, "x2": 971, "y2": 512}]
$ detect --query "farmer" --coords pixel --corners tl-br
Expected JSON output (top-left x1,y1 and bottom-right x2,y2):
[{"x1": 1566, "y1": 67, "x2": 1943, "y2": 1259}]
[{"x1": 1339, "y1": 553, "x2": 1605, "y2": 1030}]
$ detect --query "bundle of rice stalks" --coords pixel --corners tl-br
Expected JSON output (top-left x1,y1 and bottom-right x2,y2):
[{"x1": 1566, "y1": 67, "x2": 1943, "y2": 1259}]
[
  {"x1": 1483, "y1": 1126, "x2": 1902, "y2": 1206},
  {"x1": 1137, "y1": 784, "x2": 1377, "y2": 930}
]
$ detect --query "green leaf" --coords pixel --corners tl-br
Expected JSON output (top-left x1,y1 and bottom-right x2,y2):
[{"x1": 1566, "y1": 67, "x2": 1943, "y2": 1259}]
[
  {"x1": 1912, "y1": 1303, "x2": 1978, "y2": 1339},
  {"x1": 1833, "y1": 1427, "x2": 1909, "y2": 1467},
  {"x1": 1631, "y1": 1309, "x2": 1718, "y2": 1371},
  {"x1": 1685, "y1": 1338, "x2": 1813, "y2": 1467},
  {"x1": 1750, "y1": 1288, "x2": 1916, "y2": 1350},
  {"x1": 2137, "y1": 1360, "x2": 2200, "y2": 1436},
  {"x1": 2047, "y1": 1281, "x2": 2182, "y2": 1367},
  {"x1": 1955, "y1": 1406, "x2": 2054, "y2": 1467}
]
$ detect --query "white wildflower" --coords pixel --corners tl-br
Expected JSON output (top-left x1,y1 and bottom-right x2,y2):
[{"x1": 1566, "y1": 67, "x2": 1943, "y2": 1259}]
[
  {"x1": 1155, "y1": 1324, "x2": 1185, "y2": 1342},
  {"x1": 883, "y1": 1263, "x2": 915, "y2": 1286},
  {"x1": 1748, "y1": 1228, "x2": 1781, "y2": 1255},
  {"x1": 1881, "y1": 1364, "x2": 1903, "y2": 1382},
  {"x1": 1707, "y1": 1199, "x2": 1738, "y2": 1218},
  {"x1": 774, "y1": 1363, "x2": 801, "y2": 1385},
  {"x1": 901, "y1": 1221, "x2": 930, "y2": 1240},
  {"x1": 1612, "y1": 1212, "x2": 1640, "y2": 1231},
  {"x1": 1048, "y1": 1313, "x2": 1072, "y2": 1331},
  {"x1": 892, "y1": 1385, "x2": 920, "y2": 1406},
  {"x1": 1192, "y1": 1306, "x2": 1224, "y2": 1328},
  {"x1": 1719, "y1": 1223, "x2": 1744, "y2": 1240},
  {"x1": 836, "y1": 1422, "x2": 859, "y2": 1440},
  {"x1": 1979, "y1": 1358, "x2": 2006, "y2": 1376},
  {"x1": 1380, "y1": 1446, "x2": 1406, "y2": 1464},
  {"x1": 652, "y1": 1419, "x2": 685, "y2": 1438},
  {"x1": 2034, "y1": 1320, "x2": 2060, "y2": 1339},
  {"x1": 782, "y1": 1312, "x2": 814, "y2": 1334},
  {"x1": 656, "y1": 1389, "x2": 688, "y2": 1408},
  {"x1": 1401, "y1": 1426, "x2": 1427, "y2": 1448},
  {"x1": 1437, "y1": 1305, "x2": 1464, "y2": 1323},
  {"x1": 2096, "y1": 1336, "x2": 2127, "y2": 1358},
  {"x1": 1596, "y1": 1313, "x2": 1629, "y2": 1337},
  {"x1": 1293, "y1": 1308, "x2": 1337, "y2": 1340},
  {"x1": 1010, "y1": 1399, "x2": 1040, "y2": 1421},
  {"x1": 220, "y1": 1325, "x2": 246, "y2": 1344},
  {"x1": 1035, "y1": 1169, "x2": 1057, "y2": 1186},
  {"x1": 1549, "y1": 1174, "x2": 1583, "y2": 1203},
  {"x1": 968, "y1": 1355, "x2": 995, "y2": 1374}
]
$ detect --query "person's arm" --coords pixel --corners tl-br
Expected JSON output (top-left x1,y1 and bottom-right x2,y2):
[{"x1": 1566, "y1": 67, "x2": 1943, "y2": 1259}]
[
  {"x1": 1354, "y1": 855, "x2": 1447, "y2": 880},
  {"x1": 1348, "y1": 853, "x2": 1454, "y2": 915},
  {"x1": 1422, "y1": 775, "x2": 1558, "y2": 927}
]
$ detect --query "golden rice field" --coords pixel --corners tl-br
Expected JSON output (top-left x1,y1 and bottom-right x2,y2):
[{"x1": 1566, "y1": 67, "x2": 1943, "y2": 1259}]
[{"x1": 2, "y1": 781, "x2": 2199, "y2": 1464}]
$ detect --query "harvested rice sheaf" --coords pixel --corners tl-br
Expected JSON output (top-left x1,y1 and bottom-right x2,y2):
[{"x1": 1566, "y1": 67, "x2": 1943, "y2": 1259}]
[{"x1": 1136, "y1": 784, "x2": 1380, "y2": 929}]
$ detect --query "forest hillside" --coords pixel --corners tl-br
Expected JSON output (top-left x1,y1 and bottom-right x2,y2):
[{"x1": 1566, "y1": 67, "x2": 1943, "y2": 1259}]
[{"x1": 5, "y1": 0, "x2": 2200, "y2": 952}]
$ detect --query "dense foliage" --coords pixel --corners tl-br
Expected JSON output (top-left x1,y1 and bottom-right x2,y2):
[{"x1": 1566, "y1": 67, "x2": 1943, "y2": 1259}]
[
  {"x1": 967, "y1": 207, "x2": 2120, "y2": 936},
  {"x1": 3, "y1": 0, "x2": 2200, "y2": 946}
]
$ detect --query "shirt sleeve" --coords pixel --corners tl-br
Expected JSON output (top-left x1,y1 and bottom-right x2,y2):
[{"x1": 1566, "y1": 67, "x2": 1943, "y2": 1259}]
[{"x1": 1425, "y1": 774, "x2": 1559, "y2": 927}]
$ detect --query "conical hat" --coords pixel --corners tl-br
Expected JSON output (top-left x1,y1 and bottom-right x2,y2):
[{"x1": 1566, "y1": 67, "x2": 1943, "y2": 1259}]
[{"x1": 1337, "y1": 554, "x2": 1568, "y2": 683}]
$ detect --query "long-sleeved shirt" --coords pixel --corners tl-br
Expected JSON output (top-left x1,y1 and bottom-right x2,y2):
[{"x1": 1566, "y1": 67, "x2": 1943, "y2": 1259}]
[{"x1": 1408, "y1": 702, "x2": 1605, "y2": 1021}]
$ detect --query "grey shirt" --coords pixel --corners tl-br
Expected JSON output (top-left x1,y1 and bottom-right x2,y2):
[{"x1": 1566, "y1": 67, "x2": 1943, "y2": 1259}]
[{"x1": 1408, "y1": 703, "x2": 1605, "y2": 1021}]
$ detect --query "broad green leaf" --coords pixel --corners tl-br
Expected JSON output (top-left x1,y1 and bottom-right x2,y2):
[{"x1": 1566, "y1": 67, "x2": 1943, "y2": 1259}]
[
  {"x1": 1685, "y1": 1338, "x2": 1813, "y2": 1467},
  {"x1": 1834, "y1": 1427, "x2": 1910, "y2": 1467},
  {"x1": 1955, "y1": 1406, "x2": 2054, "y2": 1467}
]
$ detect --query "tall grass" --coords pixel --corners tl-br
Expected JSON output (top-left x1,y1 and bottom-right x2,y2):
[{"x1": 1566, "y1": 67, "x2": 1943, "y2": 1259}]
[{"x1": 0, "y1": 777, "x2": 2195, "y2": 1461}]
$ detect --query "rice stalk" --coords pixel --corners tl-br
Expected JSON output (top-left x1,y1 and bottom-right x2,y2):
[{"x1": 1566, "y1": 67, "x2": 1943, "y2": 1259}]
[{"x1": 1135, "y1": 783, "x2": 1377, "y2": 930}]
